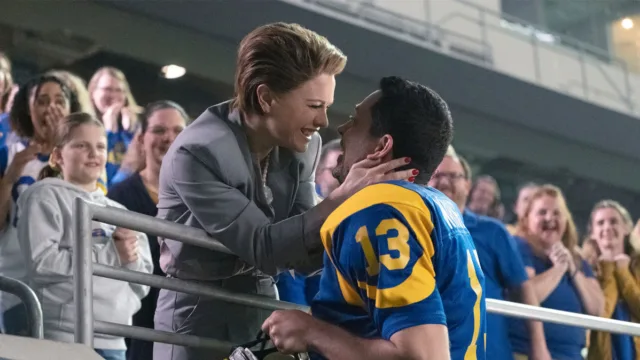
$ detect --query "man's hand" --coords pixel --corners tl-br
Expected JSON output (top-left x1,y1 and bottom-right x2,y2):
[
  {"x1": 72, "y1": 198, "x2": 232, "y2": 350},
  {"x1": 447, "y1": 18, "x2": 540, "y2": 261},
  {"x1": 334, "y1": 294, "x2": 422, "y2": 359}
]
[
  {"x1": 119, "y1": 129, "x2": 145, "y2": 173},
  {"x1": 262, "y1": 310, "x2": 315, "y2": 354},
  {"x1": 113, "y1": 227, "x2": 139, "y2": 264}
]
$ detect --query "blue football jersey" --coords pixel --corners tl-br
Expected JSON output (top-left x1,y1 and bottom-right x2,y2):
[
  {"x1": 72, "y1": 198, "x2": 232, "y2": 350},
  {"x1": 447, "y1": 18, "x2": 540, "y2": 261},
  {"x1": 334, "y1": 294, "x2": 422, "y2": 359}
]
[{"x1": 311, "y1": 181, "x2": 486, "y2": 360}]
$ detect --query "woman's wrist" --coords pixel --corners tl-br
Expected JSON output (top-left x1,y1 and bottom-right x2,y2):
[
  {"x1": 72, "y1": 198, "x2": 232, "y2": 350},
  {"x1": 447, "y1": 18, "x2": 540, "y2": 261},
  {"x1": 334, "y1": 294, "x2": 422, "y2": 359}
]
[{"x1": 326, "y1": 185, "x2": 348, "y2": 205}]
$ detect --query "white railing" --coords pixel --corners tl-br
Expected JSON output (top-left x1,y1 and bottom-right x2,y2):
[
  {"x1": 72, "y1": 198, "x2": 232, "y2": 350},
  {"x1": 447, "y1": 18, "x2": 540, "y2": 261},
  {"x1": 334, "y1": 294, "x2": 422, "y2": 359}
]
[
  {"x1": 279, "y1": 0, "x2": 638, "y2": 116},
  {"x1": 72, "y1": 198, "x2": 640, "y2": 353}
]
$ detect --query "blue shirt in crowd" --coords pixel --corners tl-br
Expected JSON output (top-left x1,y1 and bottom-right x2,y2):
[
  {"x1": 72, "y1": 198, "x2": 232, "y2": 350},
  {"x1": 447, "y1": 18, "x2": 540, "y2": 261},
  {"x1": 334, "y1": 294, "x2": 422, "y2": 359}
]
[
  {"x1": 463, "y1": 210, "x2": 528, "y2": 360},
  {"x1": 106, "y1": 129, "x2": 134, "y2": 187},
  {"x1": 0, "y1": 113, "x2": 12, "y2": 149},
  {"x1": 509, "y1": 237, "x2": 595, "y2": 360},
  {"x1": 611, "y1": 301, "x2": 636, "y2": 360}
]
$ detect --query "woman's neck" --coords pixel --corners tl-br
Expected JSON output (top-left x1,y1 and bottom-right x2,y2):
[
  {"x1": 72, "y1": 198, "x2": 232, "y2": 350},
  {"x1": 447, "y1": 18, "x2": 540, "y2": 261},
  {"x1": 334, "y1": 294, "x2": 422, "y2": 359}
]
[
  {"x1": 527, "y1": 236, "x2": 554, "y2": 259},
  {"x1": 242, "y1": 111, "x2": 275, "y2": 161}
]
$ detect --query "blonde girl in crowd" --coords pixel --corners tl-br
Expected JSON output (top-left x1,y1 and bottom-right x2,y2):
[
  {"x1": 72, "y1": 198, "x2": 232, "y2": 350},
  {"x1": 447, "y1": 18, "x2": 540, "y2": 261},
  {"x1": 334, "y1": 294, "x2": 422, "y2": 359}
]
[
  {"x1": 17, "y1": 112, "x2": 152, "y2": 360},
  {"x1": 586, "y1": 200, "x2": 640, "y2": 360},
  {"x1": 509, "y1": 185, "x2": 604, "y2": 360},
  {"x1": 88, "y1": 67, "x2": 143, "y2": 186},
  {"x1": 0, "y1": 75, "x2": 80, "y2": 333}
]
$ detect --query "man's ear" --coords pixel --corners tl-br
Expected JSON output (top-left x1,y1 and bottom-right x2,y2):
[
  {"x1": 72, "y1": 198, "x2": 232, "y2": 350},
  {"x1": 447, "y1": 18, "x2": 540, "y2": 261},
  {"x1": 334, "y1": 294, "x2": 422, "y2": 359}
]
[
  {"x1": 256, "y1": 84, "x2": 275, "y2": 114},
  {"x1": 368, "y1": 134, "x2": 393, "y2": 160}
]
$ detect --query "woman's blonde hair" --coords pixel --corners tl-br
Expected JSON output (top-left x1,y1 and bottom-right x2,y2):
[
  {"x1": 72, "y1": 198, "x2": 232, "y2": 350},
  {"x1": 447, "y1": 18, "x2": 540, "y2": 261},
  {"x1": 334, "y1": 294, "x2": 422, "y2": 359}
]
[
  {"x1": 516, "y1": 184, "x2": 580, "y2": 259},
  {"x1": 588, "y1": 200, "x2": 638, "y2": 257},
  {"x1": 38, "y1": 112, "x2": 104, "y2": 180},
  {"x1": 88, "y1": 66, "x2": 141, "y2": 126},
  {"x1": 46, "y1": 70, "x2": 96, "y2": 118}
]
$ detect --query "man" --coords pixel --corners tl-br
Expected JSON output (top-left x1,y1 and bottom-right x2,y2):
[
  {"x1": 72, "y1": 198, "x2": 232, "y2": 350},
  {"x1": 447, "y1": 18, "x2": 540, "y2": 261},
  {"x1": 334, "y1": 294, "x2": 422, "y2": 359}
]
[
  {"x1": 262, "y1": 76, "x2": 486, "y2": 360},
  {"x1": 429, "y1": 147, "x2": 551, "y2": 360},
  {"x1": 468, "y1": 175, "x2": 503, "y2": 220},
  {"x1": 315, "y1": 139, "x2": 341, "y2": 199},
  {"x1": 505, "y1": 182, "x2": 538, "y2": 235}
]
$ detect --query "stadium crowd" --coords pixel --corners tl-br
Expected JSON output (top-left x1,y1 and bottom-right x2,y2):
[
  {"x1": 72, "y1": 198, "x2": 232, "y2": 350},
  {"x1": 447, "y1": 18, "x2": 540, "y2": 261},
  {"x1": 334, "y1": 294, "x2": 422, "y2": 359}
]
[{"x1": 0, "y1": 20, "x2": 639, "y2": 360}]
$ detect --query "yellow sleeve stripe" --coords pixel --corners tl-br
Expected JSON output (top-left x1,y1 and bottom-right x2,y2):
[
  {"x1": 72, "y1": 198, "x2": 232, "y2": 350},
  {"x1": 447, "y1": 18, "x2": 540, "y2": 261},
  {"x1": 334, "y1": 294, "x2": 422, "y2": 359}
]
[
  {"x1": 464, "y1": 250, "x2": 483, "y2": 360},
  {"x1": 319, "y1": 227, "x2": 365, "y2": 308},
  {"x1": 320, "y1": 183, "x2": 437, "y2": 309}
]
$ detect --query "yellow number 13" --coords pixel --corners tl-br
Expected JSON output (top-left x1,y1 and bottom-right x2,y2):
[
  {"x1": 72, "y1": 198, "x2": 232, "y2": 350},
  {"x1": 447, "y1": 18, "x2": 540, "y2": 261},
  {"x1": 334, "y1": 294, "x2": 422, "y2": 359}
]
[{"x1": 355, "y1": 219, "x2": 411, "y2": 276}]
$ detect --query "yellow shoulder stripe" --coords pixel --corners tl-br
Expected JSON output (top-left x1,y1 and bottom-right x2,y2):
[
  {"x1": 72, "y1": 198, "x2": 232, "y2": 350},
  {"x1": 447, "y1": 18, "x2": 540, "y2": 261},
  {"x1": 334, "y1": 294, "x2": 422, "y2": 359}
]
[{"x1": 320, "y1": 183, "x2": 437, "y2": 309}]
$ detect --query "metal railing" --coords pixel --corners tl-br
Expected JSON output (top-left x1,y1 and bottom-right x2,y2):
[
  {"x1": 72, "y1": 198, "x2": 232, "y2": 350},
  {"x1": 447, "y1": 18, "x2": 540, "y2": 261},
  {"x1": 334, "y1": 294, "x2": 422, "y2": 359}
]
[
  {"x1": 281, "y1": 0, "x2": 637, "y2": 116},
  {"x1": 0, "y1": 275, "x2": 44, "y2": 339},
  {"x1": 73, "y1": 198, "x2": 640, "y2": 353}
]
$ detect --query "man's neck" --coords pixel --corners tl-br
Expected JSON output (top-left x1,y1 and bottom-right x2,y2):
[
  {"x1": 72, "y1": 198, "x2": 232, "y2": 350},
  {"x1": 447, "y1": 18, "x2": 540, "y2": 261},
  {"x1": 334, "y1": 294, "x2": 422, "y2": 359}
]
[
  {"x1": 140, "y1": 163, "x2": 160, "y2": 189},
  {"x1": 242, "y1": 111, "x2": 275, "y2": 161}
]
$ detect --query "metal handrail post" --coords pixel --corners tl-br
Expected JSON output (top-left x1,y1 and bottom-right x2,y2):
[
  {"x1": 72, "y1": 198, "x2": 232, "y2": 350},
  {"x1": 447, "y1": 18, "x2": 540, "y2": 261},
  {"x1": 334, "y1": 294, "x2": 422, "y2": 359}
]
[
  {"x1": 93, "y1": 264, "x2": 308, "y2": 312},
  {"x1": 487, "y1": 299, "x2": 640, "y2": 337},
  {"x1": 94, "y1": 321, "x2": 235, "y2": 351},
  {"x1": 0, "y1": 275, "x2": 43, "y2": 339},
  {"x1": 73, "y1": 197, "x2": 94, "y2": 347}
]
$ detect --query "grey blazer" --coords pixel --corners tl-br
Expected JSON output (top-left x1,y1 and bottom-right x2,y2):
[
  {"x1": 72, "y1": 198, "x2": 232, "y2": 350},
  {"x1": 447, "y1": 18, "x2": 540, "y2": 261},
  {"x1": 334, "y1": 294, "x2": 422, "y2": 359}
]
[{"x1": 157, "y1": 101, "x2": 324, "y2": 281}]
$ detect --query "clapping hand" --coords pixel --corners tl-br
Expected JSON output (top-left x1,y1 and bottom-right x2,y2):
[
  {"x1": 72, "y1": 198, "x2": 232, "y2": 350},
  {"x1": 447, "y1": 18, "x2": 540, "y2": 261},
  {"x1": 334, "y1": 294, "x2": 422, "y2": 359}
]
[
  {"x1": 113, "y1": 227, "x2": 139, "y2": 264},
  {"x1": 548, "y1": 242, "x2": 575, "y2": 274}
]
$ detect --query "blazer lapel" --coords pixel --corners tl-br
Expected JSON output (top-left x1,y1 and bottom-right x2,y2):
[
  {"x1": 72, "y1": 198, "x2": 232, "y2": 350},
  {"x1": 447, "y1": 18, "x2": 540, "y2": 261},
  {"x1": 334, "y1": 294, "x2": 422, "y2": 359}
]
[
  {"x1": 267, "y1": 147, "x2": 296, "y2": 221},
  {"x1": 227, "y1": 109, "x2": 276, "y2": 219}
]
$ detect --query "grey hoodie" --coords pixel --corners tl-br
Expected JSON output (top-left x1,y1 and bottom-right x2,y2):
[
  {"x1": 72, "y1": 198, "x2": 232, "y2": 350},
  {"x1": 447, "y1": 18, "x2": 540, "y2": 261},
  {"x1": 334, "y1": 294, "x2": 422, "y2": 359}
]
[{"x1": 17, "y1": 178, "x2": 153, "y2": 349}]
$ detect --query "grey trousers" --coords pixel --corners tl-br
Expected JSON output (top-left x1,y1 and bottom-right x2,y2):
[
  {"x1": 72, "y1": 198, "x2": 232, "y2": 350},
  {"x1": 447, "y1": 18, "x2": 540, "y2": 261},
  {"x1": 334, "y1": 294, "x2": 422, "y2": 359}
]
[{"x1": 153, "y1": 275, "x2": 276, "y2": 360}]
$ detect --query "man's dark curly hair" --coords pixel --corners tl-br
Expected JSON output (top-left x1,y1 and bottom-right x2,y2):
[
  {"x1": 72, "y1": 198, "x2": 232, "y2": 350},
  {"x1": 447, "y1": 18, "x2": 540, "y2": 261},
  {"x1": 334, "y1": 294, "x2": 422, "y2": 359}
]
[
  {"x1": 9, "y1": 75, "x2": 80, "y2": 139},
  {"x1": 369, "y1": 76, "x2": 453, "y2": 183}
]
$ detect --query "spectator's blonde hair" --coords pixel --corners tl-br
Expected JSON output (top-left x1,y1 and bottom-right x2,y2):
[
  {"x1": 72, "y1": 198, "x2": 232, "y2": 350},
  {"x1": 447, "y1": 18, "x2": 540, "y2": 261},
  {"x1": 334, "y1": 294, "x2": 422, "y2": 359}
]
[
  {"x1": 231, "y1": 22, "x2": 347, "y2": 115},
  {"x1": 88, "y1": 66, "x2": 141, "y2": 126},
  {"x1": 46, "y1": 70, "x2": 96, "y2": 118},
  {"x1": 517, "y1": 184, "x2": 581, "y2": 260},
  {"x1": 588, "y1": 200, "x2": 638, "y2": 258}
]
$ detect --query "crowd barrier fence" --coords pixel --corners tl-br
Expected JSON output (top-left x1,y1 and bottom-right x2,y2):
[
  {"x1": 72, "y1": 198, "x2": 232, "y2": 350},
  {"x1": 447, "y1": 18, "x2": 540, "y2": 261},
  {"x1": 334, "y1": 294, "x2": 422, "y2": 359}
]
[
  {"x1": 0, "y1": 275, "x2": 43, "y2": 339},
  {"x1": 70, "y1": 198, "x2": 640, "y2": 353}
]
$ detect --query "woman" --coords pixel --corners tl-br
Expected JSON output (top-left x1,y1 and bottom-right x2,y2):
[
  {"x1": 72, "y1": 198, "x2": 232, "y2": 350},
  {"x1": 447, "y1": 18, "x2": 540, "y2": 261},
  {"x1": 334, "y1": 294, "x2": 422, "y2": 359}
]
[
  {"x1": 46, "y1": 70, "x2": 97, "y2": 118},
  {"x1": 108, "y1": 100, "x2": 188, "y2": 360},
  {"x1": 506, "y1": 182, "x2": 539, "y2": 235},
  {"x1": 586, "y1": 200, "x2": 640, "y2": 360},
  {"x1": 510, "y1": 185, "x2": 604, "y2": 360},
  {"x1": 154, "y1": 22, "x2": 416, "y2": 360},
  {"x1": 88, "y1": 67, "x2": 143, "y2": 186},
  {"x1": 17, "y1": 113, "x2": 152, "y2": 360},
  {"x1": 0, "y1": 75, "x2": 80, "y2": 334}
]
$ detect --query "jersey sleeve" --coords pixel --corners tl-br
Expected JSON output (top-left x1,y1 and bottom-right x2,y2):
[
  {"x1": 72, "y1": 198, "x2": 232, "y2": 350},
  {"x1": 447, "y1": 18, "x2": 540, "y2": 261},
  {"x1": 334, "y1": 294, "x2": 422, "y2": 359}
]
[
  {"x1": 340, "y1": 202, "x2": 446, "y2": 340},
  {"x1": 493, "y1": 225, "x2": 528, "y2": 288}
]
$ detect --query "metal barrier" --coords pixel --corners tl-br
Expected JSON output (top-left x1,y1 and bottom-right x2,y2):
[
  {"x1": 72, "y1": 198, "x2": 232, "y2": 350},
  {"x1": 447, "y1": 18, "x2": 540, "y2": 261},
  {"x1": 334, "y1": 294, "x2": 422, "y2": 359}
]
[
  {"x1": 73, "y1": 198, "x2": 640, "y2": 352},
  {"x1": 0, "y1": 275, "x2": 44, "y2": 339}
]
